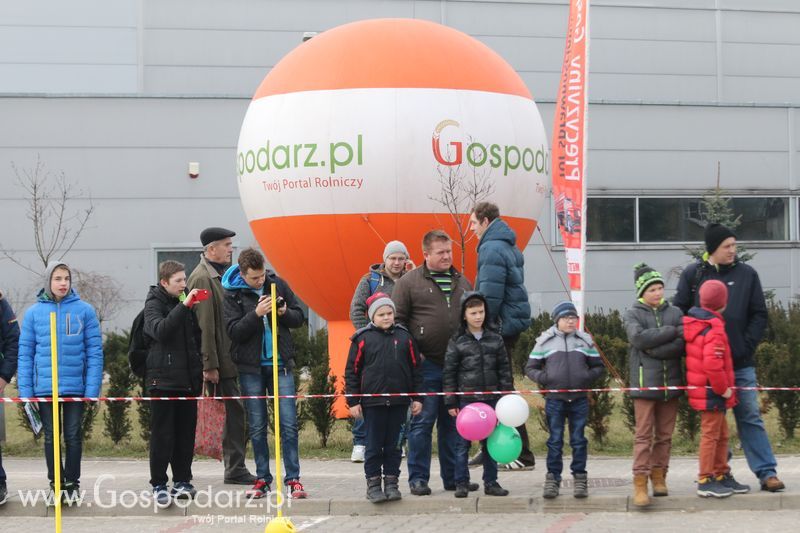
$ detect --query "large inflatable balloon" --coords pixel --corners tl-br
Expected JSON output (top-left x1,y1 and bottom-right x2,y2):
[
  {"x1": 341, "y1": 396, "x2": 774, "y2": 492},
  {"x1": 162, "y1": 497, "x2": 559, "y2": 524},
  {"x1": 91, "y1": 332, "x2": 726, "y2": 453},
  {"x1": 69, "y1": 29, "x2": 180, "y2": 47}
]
[{"x1": 236, "y1": 19, "x2": 549, "y2": 412}]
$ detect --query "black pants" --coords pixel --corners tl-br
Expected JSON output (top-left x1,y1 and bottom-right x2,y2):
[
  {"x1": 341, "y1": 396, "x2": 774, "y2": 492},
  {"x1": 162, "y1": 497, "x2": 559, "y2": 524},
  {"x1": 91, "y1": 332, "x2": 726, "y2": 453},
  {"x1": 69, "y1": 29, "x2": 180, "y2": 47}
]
[
  {"x1": 149, "y1": 391, "x2": 198, "y2": 487},
  {"x1": 364, "y1": 404, "x2": 406, "y2": 479},
  {"x1": 504, "y1": 334, "x2": 535, "y2": 463}
]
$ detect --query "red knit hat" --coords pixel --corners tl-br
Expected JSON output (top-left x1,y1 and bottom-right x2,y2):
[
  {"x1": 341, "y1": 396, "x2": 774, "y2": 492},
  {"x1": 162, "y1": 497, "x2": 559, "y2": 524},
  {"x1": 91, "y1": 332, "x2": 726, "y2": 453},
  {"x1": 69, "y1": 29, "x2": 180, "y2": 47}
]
[{"x1": 699, "y1": 279, "x2": 728, "y2": 311}]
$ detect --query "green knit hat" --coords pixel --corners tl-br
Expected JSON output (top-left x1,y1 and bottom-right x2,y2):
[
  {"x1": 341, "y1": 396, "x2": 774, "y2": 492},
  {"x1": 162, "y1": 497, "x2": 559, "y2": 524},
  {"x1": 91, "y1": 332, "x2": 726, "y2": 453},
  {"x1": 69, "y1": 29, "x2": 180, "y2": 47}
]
[{"x1": 634, "y1": 262, "x2": 664, "y2": 298}]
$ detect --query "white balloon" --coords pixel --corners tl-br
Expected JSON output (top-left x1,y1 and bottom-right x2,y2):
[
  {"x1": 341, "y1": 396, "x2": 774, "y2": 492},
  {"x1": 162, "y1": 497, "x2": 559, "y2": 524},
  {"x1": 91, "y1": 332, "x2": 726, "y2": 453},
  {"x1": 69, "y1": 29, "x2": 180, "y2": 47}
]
[{"x1": 496, "y1": 394, "x2": 530, "y2": 427}]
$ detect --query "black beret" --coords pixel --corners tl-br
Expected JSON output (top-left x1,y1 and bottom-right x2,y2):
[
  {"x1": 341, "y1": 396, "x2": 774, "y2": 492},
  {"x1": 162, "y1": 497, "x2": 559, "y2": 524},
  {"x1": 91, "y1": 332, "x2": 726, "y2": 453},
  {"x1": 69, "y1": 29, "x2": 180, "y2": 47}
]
[{"x1": 200, "y1": 227, "x2": 236, "y2": 246}]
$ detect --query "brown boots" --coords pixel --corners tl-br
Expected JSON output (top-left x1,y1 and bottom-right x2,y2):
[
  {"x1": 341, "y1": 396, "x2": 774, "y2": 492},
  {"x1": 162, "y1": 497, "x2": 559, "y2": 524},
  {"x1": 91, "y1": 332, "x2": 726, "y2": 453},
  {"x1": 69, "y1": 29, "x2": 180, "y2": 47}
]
[
  {"x1": 632, "y1": 475, "x2": 650, "y2": 507},
  {"x1": 650, "y1": 467, "x2": 668, "y2": 496}
]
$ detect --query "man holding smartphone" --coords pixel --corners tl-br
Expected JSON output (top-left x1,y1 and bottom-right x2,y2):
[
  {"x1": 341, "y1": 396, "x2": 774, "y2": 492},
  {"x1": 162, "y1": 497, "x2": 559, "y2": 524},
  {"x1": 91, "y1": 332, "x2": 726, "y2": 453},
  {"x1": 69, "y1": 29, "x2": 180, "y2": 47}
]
[
  {"x1": 187, "y1": 227, "x2": 256, "y2": 485},
  {"x1": 222, "y1": 247, "x2": 308, "y2": 499}
]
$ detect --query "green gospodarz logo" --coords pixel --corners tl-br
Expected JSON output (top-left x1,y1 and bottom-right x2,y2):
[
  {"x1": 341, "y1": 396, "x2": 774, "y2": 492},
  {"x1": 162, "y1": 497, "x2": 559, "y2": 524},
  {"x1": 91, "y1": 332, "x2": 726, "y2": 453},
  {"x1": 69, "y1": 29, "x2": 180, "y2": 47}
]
[
  {"x1": 432, "y1": 120, "x2": 548, "y2": 176},
  {"x1": 238, "y1": 135, "x2": 363, "y2": 176}
]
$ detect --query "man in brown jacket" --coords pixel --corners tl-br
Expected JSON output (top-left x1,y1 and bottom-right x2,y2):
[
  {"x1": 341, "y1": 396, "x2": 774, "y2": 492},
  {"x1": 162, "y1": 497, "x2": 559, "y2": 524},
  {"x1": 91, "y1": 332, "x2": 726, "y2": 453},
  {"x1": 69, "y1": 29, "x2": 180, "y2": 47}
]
[
  {"x1": 187, "y1": 227, "x2": 255, "y2": 485},
  {"x1": 393, "y1": 230, "x2": 473, "y2": 496}
]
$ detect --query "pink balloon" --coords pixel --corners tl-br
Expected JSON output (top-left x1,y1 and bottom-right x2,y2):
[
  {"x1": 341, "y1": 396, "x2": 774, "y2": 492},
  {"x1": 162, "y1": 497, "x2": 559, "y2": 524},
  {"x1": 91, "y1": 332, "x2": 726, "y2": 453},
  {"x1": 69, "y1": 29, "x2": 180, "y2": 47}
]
[{"x1": 456, "y1": 402, "x2": 498, "y2": 441}]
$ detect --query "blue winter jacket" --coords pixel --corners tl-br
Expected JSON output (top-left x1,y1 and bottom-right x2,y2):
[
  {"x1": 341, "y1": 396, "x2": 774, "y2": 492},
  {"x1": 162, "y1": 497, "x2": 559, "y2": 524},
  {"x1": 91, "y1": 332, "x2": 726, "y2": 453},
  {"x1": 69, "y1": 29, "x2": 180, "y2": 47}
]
[
  {"x1": 475, "y1": 218, "x2": 531, "y2": 337},
  {"x1": 17, "y1": 289, "x2": 104, "y2": 398}
]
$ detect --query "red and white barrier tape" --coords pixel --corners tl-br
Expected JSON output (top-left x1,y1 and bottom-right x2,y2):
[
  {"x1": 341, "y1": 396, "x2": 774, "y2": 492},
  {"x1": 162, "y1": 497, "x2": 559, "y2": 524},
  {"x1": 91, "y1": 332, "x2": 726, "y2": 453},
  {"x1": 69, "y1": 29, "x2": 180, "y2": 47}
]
[{"x1": 3, "y1": 385, "x2": 800, "y2": 403}]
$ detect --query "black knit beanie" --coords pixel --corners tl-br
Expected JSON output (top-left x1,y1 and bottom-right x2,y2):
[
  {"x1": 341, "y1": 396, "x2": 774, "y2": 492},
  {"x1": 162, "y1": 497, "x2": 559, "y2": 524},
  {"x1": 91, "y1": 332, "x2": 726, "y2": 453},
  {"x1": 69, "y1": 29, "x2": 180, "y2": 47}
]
[
  {"x1": 633, "y1": 262, "x2": 664, "y2": 298},
  {"x1": 704, "y1": 223, "x2": 736, "y2": 254}
]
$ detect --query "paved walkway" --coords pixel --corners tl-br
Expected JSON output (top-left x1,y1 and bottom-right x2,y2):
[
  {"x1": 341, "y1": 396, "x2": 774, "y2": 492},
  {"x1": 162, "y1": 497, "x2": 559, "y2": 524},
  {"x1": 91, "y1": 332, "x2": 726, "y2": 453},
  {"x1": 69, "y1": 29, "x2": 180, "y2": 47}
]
[{"x1": 0, "y1": 455, "x2": 797, "y2": 517}]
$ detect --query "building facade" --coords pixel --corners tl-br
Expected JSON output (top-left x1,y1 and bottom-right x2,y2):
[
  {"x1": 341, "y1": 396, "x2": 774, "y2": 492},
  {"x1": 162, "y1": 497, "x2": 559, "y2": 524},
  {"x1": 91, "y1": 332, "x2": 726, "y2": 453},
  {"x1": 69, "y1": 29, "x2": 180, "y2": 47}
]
[{"x1": 1, "y1": 0, "x2": 798, "y2": 330}]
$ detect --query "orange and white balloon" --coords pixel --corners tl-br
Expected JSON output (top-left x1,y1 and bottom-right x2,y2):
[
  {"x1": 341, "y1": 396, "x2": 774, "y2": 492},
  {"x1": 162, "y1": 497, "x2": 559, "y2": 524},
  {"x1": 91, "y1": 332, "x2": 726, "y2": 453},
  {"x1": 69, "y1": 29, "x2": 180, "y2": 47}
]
[{"x1": 236, "y1": 18, "x2": 548, "y2": 391}]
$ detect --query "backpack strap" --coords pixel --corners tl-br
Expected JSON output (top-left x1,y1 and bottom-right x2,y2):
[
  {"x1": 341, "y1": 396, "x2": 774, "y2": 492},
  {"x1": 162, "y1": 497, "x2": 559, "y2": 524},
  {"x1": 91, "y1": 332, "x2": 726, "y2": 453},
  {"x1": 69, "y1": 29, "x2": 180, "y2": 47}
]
[{"x1": 368, "y1": 271, "x2": 383, "y2": 295}]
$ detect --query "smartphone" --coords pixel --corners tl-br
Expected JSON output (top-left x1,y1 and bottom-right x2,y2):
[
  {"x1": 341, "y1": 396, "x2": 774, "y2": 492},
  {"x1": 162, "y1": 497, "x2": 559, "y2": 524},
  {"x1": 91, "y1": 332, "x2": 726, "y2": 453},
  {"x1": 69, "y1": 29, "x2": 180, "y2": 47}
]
[{"x1": 195, "y1": 289, "x2": 210, "y2": 302}]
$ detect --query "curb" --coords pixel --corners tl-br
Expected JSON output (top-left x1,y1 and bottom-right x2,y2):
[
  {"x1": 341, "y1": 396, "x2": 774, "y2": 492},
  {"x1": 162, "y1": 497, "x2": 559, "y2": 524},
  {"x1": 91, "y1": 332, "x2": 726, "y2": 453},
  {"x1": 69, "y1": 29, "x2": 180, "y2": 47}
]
[{"x1": 0, "y1": 492, "x2": 794, "y2": 517}]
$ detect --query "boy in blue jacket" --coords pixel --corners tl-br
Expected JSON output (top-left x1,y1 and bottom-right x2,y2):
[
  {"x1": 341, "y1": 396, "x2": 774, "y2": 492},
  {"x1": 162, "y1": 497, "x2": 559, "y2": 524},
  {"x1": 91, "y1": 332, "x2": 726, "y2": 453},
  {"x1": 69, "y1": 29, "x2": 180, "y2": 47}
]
[{"x1": 17, "y1": 262, "x2": 104, "y2": 505}]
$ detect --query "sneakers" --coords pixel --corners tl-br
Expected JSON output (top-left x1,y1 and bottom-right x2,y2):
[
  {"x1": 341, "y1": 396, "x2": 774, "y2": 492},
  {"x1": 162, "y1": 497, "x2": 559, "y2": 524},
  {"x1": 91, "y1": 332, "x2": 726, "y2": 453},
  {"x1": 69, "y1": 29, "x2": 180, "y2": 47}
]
[
  {"x1": 62, "y1": 482, "x2": 82, "y2": 506},
  {"x1": 502, "y1": 458, "x2": 536, "y2": 471},
  {"x1": 409, "y1": 481, "x2": 432, "y2": 496},
  {"x1": 287, "y1": 479, "x2": 307, "y2": 499},
  {"x1": 246, "y1": 479, "x2": 271, "y2": 499},
  {"x1": 171, "y1": 481, "x2": 197, "y2": 500},
  {"x1": 153, "y1": 485, "x2": 171, "y2": 507},
  {"x1": 0, "y1": 482, "x2": 7, "y2": 506},
  {"x1": 454, "y1": 482, "x2": 469, "y2": 498},
  {"x1": 573, "y1": 473, "x2": 588, "y2": 499},
  {"x1": 760, "y1": 476, "x2": 786, "y2": 492},
  {"x1": 383, "y1": 475, "x2": 402, "y2": 501},
  {"x1": 718, "y1": 473, "x2": 750, "y2": 494},
  {"x1": 351, "y1": 445, "x2": 366, "y2": 463},
  {"x1": 543, "y1": 473, "x2": 560, "y2": 499},
  {"x1": 697, "y1": 477, "x2": 734, "y2": 498},
  {"x1": 484, "y1": 482, "x2": 509, "y2": 497},
  {"x1": 366, "y1": 476, "x2": 386, "y2": 503}
]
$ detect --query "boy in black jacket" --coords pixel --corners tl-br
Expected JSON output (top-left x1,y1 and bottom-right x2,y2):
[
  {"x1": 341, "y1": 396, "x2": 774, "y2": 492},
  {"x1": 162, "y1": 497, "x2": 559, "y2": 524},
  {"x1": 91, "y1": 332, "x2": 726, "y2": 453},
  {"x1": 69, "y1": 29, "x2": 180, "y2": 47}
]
[
  {"x1": 443, "y1": 291, "x2": 513, "y2": 498},
  {"x1": 143, "y1": 260, "x2": 205, "y2": 506},
  {"x1": 346, "y1": 292, "x2": 423, "y2": 503}
]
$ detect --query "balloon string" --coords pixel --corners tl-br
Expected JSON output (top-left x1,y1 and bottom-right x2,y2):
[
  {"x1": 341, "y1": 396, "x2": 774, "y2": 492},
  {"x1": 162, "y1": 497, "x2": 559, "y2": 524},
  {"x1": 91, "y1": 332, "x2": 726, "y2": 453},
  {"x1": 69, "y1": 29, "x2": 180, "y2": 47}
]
[{"x1": 361, "y1": 214, "x2": 387, "y2": 245}]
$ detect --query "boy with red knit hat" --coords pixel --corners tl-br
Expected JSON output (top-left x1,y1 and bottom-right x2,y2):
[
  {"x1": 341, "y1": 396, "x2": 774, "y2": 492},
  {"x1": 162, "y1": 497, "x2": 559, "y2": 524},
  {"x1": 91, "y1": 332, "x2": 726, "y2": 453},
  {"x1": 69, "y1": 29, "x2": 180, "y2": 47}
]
[{"x1": 683, "y1": 279, "x2": 749, "y2": 498}]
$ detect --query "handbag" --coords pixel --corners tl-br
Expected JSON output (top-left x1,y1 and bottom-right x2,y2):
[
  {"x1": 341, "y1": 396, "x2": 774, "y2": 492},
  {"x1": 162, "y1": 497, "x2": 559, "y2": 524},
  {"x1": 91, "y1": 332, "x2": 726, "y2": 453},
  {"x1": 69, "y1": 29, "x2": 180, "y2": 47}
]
[{"x1": 194, "y1": 382, "x2": 226, "y2": 461}]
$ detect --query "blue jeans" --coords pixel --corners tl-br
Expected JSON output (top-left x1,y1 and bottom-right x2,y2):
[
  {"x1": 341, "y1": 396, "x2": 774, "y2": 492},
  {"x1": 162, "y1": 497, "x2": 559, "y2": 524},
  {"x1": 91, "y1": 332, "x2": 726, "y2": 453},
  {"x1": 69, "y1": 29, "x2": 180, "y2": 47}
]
[
  {"x1": 239, "y1": 367, "x2": 300, "y2": 484},
  {"x1": 407, "y1": 360, "x2": 458, "y2": 487},
  {"x1": 454, "y1": 400, "x2": 498, "y2": 485},
  {"x1": 39, "y1": 401, "x2": 84, "y2": 484},
  {"x1": 0, "y1": 445, "x2": 6, "y2": 482},
  {"x1": 733, "y1": 366, "x2": 778, "y2": 482},
  {"x1": 545, "y1": 397, "x2": 589, "y2": 480},
  {"x1": 352, "y1": 416, "x2": 366, "y2": 447}
]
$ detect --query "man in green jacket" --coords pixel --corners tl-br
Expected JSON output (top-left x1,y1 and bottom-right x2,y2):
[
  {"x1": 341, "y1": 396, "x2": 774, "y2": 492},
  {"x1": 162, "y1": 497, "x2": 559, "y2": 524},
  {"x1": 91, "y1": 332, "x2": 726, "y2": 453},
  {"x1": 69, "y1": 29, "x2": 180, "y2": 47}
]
[{"x1": 187, "y1": 227, "x2": 255, "y2": 485}]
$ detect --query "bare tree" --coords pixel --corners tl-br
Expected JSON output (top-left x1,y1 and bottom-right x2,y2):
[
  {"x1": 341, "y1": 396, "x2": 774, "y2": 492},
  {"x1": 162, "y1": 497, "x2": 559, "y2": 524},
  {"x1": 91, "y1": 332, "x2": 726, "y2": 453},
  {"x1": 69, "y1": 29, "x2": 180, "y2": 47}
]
[
  {"x1": 429, "y1": 138, "x2": 495, "y2": 272},
  {"x1": 72, "y1": 269, "x2": 124, "y2": 324},
  {"x1": 1, "y1": 155, "x2": 94, "y2": 274}
]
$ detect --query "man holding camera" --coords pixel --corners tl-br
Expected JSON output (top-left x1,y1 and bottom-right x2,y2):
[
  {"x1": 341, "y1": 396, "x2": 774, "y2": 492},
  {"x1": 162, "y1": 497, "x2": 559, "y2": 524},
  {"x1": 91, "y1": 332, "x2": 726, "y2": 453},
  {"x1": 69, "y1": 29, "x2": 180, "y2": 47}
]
[{"x1": 222, "y1": 247, "x2": 308, "y2": 499}]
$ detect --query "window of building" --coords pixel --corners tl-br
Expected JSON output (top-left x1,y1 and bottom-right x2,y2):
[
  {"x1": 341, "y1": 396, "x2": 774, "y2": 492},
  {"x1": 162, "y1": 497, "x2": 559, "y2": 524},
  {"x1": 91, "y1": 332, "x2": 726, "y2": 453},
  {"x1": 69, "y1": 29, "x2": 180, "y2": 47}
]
[
  {"x1": 155, "y1": 249, "x2": 203, "y2": 280},
  {"x1": 585, "y1": 197, "x2": 635, "y2": 242},
  {"x1": 575, "y1": 195, "x2": 793, "y2": 244}
]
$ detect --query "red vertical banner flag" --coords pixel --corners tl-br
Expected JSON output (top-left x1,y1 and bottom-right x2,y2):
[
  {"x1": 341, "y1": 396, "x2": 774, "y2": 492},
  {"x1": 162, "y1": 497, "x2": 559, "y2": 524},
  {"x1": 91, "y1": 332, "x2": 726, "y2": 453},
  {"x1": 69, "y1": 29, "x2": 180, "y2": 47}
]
[{"x1": 551, "y1": 0, "x2": 590, "y2": 322}]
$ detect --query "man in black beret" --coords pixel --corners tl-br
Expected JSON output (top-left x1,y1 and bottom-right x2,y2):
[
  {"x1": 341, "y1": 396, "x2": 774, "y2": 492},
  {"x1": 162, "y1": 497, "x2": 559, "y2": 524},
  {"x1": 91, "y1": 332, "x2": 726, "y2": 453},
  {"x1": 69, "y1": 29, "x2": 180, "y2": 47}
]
[
  {"x1": 674, "y1": 223, "x2": 784, "y2": 492},
  {"x1": 187, "y1": 227, "x2": 256, "y2": 485}
]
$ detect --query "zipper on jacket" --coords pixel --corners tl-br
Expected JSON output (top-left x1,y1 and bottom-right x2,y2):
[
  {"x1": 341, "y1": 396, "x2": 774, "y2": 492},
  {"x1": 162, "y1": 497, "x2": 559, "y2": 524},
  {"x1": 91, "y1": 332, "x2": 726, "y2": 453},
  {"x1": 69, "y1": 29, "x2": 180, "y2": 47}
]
[{"x1": 651, "y1": 306, "x2": 668, "y2": 401}]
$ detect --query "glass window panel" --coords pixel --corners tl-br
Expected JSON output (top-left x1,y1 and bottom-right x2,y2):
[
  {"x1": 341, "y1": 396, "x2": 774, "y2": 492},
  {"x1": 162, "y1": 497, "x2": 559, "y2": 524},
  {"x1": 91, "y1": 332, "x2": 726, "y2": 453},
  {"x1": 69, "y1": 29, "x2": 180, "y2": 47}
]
[
  {"x1": 156, "y1": 250, "x2": 202, "y2": 279},
  {"x1": 586, "y1": 198, "x2": 635, "y2": 242},
  {"x1": 639, "y1": 198, "x2": 705, "y2": 242},
  {"x1": 730, "y1": 197, "x2": 788, "y2": 241}
]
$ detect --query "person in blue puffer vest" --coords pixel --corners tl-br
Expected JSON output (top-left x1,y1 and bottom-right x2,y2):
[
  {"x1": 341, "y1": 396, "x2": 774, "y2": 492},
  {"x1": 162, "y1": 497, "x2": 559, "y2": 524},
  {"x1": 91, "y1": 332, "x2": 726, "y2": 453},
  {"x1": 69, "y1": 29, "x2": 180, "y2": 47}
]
[{"x1": 17, "y1": 261, "x2": 104, "y2": 504}]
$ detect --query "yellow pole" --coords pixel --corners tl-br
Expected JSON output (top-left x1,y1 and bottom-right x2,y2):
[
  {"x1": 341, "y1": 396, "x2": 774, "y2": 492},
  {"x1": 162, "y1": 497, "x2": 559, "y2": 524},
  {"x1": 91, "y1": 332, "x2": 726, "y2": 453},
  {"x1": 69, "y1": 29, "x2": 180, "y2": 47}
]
[
  {"x1": 270, "y1": 283, "x2": 283, "y2": 516},
  {"x1": 50, "y1": 312, "x2": 62, "y2": 533},
  {"x1": 265, "y1": 283, "x2": 294, "y2": 532}
]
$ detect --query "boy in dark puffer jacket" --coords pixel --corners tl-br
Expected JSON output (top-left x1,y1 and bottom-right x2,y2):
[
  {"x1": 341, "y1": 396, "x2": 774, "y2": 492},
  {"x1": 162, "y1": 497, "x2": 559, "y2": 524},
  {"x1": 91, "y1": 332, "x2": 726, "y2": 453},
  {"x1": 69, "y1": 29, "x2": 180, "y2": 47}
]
[
  {"x1": 346, "y1": 293, "x2": 423, "y2": 503},
  {"x1": 443, "y1": 291, "x2": 513, "y2": 498},
  {"x1": 684, "y1": 279, "x2": 750, "y2": 499},
  {"x1": 143, "y1": 260, "x2": 204, "y2": 505}
]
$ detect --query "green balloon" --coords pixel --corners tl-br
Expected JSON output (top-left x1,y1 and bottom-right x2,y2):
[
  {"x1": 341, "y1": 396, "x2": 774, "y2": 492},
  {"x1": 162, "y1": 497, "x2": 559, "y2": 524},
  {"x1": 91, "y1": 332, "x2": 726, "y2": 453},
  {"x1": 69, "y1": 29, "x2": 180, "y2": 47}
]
[{"x1": 487, "y1": 424, "x2": 522, "y2": 464}]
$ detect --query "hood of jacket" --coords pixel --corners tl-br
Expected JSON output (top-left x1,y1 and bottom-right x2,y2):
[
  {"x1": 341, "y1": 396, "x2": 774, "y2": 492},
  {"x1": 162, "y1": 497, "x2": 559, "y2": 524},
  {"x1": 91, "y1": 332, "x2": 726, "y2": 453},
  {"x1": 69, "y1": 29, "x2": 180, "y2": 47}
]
[
  {"x1": 477, "y1": 218, "x2": 516, "y2": 252},
  {"x1": 221, "y1": 264, "x2": 267, "y2": 292},
  {"x1": 683, "y1": 307, "x2": 722, "y2": 343},
  {"x1": 457, "y1": 291, "x2": 497, "y2": 333}
]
